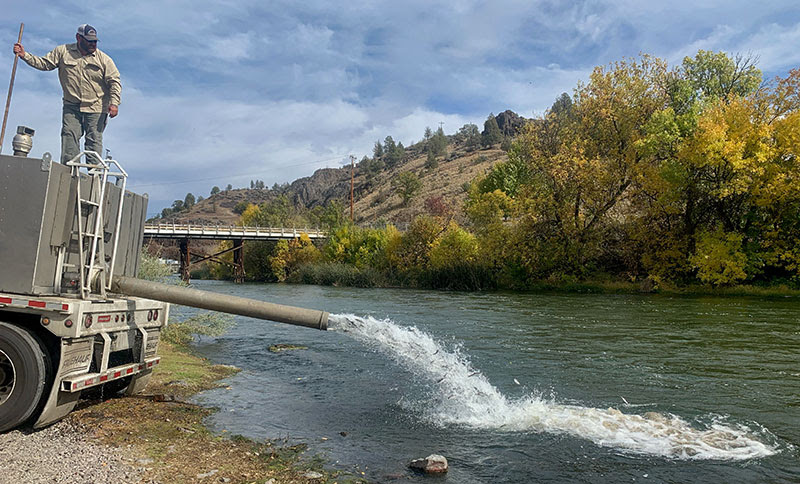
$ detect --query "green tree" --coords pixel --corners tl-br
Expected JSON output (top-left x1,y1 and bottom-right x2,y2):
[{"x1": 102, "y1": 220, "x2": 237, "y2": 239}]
[
  {"x1": 324, "y1": 224, "x2": 394, "y2": 269},
  {"x1": 384, "y1": 137, "x2": 405, "y2": 168},
  {"x1": 383, "y1": 136, "x2": 396, "y2": 156},
  {"x1": 233, "y1": 201, "x2": 249, "y2": 215},
  {"x1": 465, "y1": 186, "x2": 514, "y2": 231},
  {"x1": 428, "y1": 126, "x2": 448, "y2": 156},
  {"x1": 183, "y1": 192, "x2": 195, "y2": 209},
  {"x1": 393, "y1": 171, "x2": 422, "y2": 206},
  {"x1": 210, "y1": 186, "x2": 220, "y2": 195},
  {"x1": 424, "y1": 151, "x2": 439, "y2": 170},
  {"x1": 510, "y1": 55, "x2": 670, "y2": 274},
  {"x1": 259, "y1": 195, "x2": 292, "y2": 226},
  {"x1": 360, "y1": 155, "x2": 385, "y2": 184},
  {"x1": 309, "y1": 200, "x2": 347, "y2": 231},
  {"x1": 631, "y1": 51, "x2": 766, "y2": 280},
  {"x1": 387, "y1": 215, "x2": 442, "y2": 273},
  {"x1": 459, "y1": 123, "x2": 481, "y2": 151},
  {"x1": 429, "y1": 222, "x2": 478, "y2": 270},
  {"x1": 679, "y1": 50, "x2": 761, "y2": 105},
  {"x1": 476, "y1": 157, "x2": 530, "y2": 198},
  {"x1": 269, "y1": 234, "x2": 322, "y2": 282},
  {"x1": 482, "y1": 114, "x2": 502, "y2": 147},
  {"x1": 550, "y1": 92, "x2": 574, "y2": 116}
]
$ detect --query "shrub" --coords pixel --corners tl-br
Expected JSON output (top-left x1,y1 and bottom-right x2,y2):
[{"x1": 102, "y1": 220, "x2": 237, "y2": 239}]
[
  {"x1": 233, "y1": 201, "x2": 250, "y2": 215},
  {"x1": 162, "y1": 313, "x2": 233, "y2": 347},
  {"x1": 138, "y1": 250, "x2": 173, "y2": 282},
  {"x1": 689, "y1": 228, "x2": 748, "y2": 285},
  {"x1": 290, "y1": 262, "x2": 387, "y2": 287},
  {"x1": 424, "y1": 196, "x2": 451, "y2": 218},
  {"x1": 269, "y1": 234, "x2": 322, "y2": 281},
  {"x1": 425, "y1": 152, "x2": 439, "y2": 170},
  {"x1": 393, "y1": 171, "x2": 422, "y2": 206},
  {"x1": 418, "y1": 264, "x2": 497, "y2": 291},
  {"x1": 429, "y1": 222, "x2": 479, "y2": 270},
  {"x1": 324, "y1": 224, "x2": 396, "y2": 269},
  {"x1": 387, "y1": 215, "x2": 441, "y2": 273}
]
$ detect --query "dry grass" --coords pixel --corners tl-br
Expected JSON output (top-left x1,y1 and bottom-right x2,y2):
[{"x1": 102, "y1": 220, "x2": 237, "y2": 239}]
[
  {"x1": 169, "y1": 144, "x2": 508, "y2": 228},
  {"x1": 355, "y1": 147, "x2": 506, "y2": 226}
]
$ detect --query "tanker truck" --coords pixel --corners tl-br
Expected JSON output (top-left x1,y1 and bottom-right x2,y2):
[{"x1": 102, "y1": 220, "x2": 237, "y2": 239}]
[{"x1": 0, "y1": 127, "x2": 328, "y2": 432}]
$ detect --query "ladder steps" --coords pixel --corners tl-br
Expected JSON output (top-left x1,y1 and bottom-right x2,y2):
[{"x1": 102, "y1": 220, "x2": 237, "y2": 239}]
[{"x1": 61, "y1": 152, "x2": 127, "y2": 299}]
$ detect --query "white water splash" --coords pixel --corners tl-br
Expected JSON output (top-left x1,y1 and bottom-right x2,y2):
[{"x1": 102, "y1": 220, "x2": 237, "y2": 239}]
[{"x1": 329, "y1": 314, "x2": 777, "y2": 461}]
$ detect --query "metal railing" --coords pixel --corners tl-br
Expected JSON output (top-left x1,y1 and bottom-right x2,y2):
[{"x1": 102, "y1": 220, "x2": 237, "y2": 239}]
[{"x1": 143, "y1": 223, "x2": 327, "y2": 240}]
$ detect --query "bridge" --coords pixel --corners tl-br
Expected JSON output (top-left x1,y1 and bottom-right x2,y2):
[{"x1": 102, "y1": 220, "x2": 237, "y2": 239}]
[
  {"x1": 142, "y1": 223, "x2": 328, "y2": 283},
  {"x1": 143, "y1": 223, "x2": 327, "y2": 240}
]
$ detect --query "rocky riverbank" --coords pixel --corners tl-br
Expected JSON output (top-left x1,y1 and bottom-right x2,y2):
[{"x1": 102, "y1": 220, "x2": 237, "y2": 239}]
[
  {"x1": 0, "y1": 420, "x2": 147, "y2": 484},
  {"x1": 0, "y1": 343, "x2": 365, "y2": 484}
]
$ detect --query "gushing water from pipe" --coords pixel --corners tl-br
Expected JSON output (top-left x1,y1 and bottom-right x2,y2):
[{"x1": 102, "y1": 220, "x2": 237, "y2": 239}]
[{"x1": 328, "y1": 314, "x2": 777, "y2": 461}]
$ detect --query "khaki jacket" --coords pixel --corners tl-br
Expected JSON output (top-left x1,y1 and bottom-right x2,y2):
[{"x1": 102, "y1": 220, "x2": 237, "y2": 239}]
[{"x1": 23, "y1": 43, "x2": 121, "y2": 113}]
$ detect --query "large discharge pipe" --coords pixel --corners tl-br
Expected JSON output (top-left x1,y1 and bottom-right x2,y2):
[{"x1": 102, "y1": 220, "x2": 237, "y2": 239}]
[{"x1": 111, "y1": 276, "x2": 328, "y2": 330}]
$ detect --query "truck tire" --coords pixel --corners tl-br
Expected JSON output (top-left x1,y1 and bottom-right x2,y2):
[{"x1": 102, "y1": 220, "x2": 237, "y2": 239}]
[{"x1": 0, "y1": 322, "x2": 48, "y2": 432}]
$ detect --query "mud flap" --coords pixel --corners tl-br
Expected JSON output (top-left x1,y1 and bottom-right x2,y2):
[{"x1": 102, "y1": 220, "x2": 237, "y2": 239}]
[
  {"x1": 33, "y1": 337, "x2": 92, "y2": 429},
  {"x1": 123, "y1": 370, "x2": 153, "y2": 396}
]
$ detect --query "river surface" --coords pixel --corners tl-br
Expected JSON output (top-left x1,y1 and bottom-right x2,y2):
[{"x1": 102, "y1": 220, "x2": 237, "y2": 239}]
[{"x1": 173, "y1": 281, "x2": 800, "y2": 483}]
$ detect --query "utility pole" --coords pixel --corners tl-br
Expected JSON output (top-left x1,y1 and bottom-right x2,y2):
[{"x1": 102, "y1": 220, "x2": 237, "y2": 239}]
[{"x1": 349, "y1": 155, "x2": 355, "y2": 222}]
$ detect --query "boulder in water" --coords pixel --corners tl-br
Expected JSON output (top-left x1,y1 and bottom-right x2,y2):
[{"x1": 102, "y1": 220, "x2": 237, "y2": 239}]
[
  {"x1": 409, "y1": 454, "x2": 448, "y2": 474},
  {"x1": 268, "y1": 344, "x2": 308, "y2": 353}
]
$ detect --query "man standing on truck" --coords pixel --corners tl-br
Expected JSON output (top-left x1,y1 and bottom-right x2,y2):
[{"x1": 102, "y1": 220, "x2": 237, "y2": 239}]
[{"x1": 12, "y1": 24, "x2": 121, "y2": 164}]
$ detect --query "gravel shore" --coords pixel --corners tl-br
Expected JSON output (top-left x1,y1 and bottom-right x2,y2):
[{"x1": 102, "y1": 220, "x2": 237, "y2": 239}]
[{"x1": 0, "y1": 420, "x2": 148, "y2": 484}]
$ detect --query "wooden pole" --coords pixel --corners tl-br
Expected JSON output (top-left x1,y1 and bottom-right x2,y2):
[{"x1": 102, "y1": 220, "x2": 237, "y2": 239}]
[
  {"x1": 350, "y1": 155, "x2": 355, "y2": 222},
  {"x1": 0, "y1": 23, "x2": 24, "y2": 155}
]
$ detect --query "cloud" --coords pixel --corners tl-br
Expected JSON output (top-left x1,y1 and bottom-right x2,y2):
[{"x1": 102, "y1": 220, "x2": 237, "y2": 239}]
[
  {"x1": 738, "y1": 22, "x2": 800, "y2": 73},
  {"x1": 2, "y1": 0, "x2": 798, "y2": 215},
  {"x1": 208, "y1": 33, "x2": 256, "y2": 62}
]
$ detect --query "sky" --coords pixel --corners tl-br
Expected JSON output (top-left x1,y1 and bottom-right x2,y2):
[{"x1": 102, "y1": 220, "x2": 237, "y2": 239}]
[{"x1": 2, "y1": 1, "x2": 799, "y2": 217}]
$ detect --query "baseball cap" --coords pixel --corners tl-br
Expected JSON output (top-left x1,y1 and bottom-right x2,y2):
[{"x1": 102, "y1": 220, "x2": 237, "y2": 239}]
[{"x1": 77, "y1": 24, "x2": 99, "y2": 41}]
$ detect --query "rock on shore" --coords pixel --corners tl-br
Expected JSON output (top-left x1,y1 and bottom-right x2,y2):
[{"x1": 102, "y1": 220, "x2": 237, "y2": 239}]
[{"x1": 409, "y1": 454, "x2": 449, "y2": 474}]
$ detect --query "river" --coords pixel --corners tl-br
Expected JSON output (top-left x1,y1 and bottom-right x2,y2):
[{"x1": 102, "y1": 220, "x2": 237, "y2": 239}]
[{"x1": 173, "y1": 280, "x2": 800, "y2": 483}]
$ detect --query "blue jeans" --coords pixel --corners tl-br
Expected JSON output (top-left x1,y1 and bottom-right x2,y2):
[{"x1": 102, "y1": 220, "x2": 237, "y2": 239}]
[{"x1": 61, "y1": 103, "x2": 108, "y2": 164}]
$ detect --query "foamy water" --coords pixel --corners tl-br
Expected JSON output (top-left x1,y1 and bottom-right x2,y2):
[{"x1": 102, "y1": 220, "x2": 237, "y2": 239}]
[{"x1": 329, "y1": 314, "x2": 777, "y2": 461}]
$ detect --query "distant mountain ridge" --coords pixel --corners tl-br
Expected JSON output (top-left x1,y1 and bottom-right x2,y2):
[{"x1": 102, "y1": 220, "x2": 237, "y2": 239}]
[{"x1": 164, "y1": 110, "x2": 529, "y2": 227}]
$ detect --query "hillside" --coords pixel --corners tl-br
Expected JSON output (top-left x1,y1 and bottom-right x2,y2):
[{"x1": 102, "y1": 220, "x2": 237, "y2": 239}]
[{"x1": 161, "y1": 110, "x2": 528, "y2": 227}]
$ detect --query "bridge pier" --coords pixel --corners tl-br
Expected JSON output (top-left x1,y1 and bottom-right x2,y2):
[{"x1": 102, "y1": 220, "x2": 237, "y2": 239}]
[
  {"x1": 143, "y1": 224, "x2": 327, "y2": 284},
  {"x1": 233, "y1": 239, "x2": 245, "y2": 284},
  {"x1": 178, "y1": 237, "x2": 245, "y2": 284},
  {"x1": 179, "y1": 239, "x2": 191, "y2": 282}
]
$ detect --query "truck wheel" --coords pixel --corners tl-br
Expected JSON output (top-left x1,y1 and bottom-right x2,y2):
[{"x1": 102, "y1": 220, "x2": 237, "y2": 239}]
[{"x1": 0, "y1": 323, "x2": 48, "y2": 432}]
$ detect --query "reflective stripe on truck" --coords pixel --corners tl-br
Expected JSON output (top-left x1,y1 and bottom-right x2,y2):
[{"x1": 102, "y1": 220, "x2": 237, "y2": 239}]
[
  {"x1": 0, "y1": 295, "x2": 71, "y2": 313},
  {"x1": 61, "y1": 356, "x2": 161, "y2": 392}
]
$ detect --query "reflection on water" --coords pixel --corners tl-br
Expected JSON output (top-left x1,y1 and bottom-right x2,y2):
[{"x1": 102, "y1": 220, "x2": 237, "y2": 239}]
[{"x1": 182, "y1": 282, "x2": 800, "y2": 483}]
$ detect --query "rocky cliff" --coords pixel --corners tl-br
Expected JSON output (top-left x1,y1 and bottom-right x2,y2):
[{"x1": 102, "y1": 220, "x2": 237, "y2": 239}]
[{"x1": 165, "y1": 110, "x2": 529, "y2": 226}]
